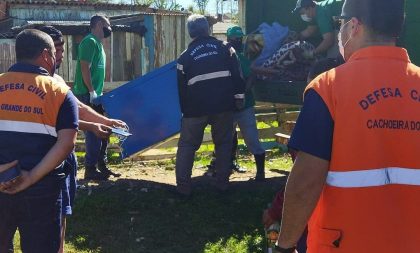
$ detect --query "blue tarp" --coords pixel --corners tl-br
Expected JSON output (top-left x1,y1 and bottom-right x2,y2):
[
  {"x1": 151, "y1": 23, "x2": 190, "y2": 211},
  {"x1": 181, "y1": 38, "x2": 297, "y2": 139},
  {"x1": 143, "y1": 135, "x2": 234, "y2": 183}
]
[
  {"x1": 254, "y1": 22, "x2": 289, "y2": 66},
  {"x1": 100, "y1": 61, "x2": 181, "y2": 158}
]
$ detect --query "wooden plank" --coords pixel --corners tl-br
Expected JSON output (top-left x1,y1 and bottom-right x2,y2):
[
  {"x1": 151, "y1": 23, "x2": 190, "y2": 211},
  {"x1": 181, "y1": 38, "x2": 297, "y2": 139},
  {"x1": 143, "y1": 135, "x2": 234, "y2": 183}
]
[
  {"x1": 75, "y1": 144, "x2": 120, "y2": 152},
  {"x1": 255, "y1": 112, "x2": 278, "y2": 123},
  {"x1": 61, "y1": 35, "x2": 69, "y2": 81},
  {"x1": 67, "y1": 35, "x2": 74, "y2": 82},
  {"x1": 103, "y1": 81, "x2": 127, "y2": 92},
  {"x1": 278, "y1": 111, "x2": 300, "y2": 121},
  {"x1": 155, "y1": 127, "x2": 283, "y2": 149},
  {"x1": 282, "y1": 121, "x2": 296, "y2": 134},
  {"x1": 275, "y1": 133, "x2": 290, "y2": 145},
  {"x1": 133, "y1": 33, "x2": 142, "y2": 78}
]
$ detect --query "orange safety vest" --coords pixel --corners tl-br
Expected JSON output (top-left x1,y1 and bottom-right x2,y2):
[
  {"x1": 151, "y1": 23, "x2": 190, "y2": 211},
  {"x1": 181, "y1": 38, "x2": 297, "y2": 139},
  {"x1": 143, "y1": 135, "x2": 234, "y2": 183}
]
[
  {"x1": 0, "y1": 71, "x2": 69, "y2": 139},
  {"x1": 305, "y1": 46, "x2": 420, "y2": 253}
]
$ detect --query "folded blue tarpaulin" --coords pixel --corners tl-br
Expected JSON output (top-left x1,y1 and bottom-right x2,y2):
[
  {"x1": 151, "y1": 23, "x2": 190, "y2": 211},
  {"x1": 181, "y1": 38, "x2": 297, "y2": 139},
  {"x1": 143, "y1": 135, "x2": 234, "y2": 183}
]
[{"x1": 100, "y1": 61, "x2": 181, "y2": 158}]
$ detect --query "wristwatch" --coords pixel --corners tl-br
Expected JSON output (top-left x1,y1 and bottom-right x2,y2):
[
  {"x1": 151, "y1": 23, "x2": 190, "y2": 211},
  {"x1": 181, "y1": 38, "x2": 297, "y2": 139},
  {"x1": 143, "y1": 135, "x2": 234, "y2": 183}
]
[{"x1": 274, "y1": 245, "x2": 296, "y2": 253}]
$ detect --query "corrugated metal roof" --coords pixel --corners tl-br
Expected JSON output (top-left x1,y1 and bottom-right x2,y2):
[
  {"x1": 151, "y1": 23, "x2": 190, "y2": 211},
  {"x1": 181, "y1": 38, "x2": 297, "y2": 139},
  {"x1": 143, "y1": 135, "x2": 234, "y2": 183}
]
[
  {"x1": 26, "y1": 20, "x2": 89, "y2": 26},
  {"x1": 19, "y1": 20, "x2": 147, "y2": 35},
  {"x1": 6, "y1": 1, "x2": 190, "y2": 16},
  {"x1": 6, "y1": 0, "x2": 148, "y2": 8}
]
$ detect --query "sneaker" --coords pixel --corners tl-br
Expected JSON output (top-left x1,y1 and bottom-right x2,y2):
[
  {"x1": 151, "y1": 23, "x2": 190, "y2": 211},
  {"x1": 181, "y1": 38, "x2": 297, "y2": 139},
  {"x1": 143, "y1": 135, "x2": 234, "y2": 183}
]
[
  {"x1": 98, "y1": 164, "x2": 121, "y2": 178},
  {"x1": 204, "y1": 165, "x2": 217, "y2": 177},
  {"x1": 231, "y1": 162, "x2": 247, "y2": 173}
]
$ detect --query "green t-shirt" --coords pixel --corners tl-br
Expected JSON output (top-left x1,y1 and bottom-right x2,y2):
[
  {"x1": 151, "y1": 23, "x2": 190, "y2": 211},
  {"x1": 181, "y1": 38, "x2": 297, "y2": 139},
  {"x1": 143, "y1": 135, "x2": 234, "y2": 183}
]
[
  {"x1": 315, "y1": 0, "x2": 344, "y2": 35},
  {"x1": 73, "y1": 34, "x2": 106, "y2": 95},
  {"x1": 237, "y1": 52, "x2": 255, "y2": 109}
]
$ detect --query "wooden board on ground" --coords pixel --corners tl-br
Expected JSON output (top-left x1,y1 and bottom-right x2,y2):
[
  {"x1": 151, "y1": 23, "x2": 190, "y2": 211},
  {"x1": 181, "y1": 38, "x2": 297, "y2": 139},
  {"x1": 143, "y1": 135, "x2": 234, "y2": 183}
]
[{"x1": 275, "y1": 133, "x2": 291, "y2": 145}]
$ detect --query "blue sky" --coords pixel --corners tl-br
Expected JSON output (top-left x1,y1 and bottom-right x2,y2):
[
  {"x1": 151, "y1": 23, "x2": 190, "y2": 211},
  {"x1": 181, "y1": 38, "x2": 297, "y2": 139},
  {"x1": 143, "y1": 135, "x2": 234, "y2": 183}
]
[
  {"x1": 176, "y1": 0, "x2": 217, "y2": 13},
  {"x1": 176, "y1": 0, "x2": 237, "y2": 14}
]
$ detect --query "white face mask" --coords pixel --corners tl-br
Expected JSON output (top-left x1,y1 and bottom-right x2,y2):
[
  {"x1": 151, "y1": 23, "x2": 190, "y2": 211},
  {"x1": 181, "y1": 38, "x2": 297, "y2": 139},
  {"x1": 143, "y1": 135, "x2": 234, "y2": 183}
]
[
  {"x1": 338, "y1": 20, "x2": 352, "y2": 60},
  {"x1": 301, "y1": 14, "x2": 313, "y2": 22}
]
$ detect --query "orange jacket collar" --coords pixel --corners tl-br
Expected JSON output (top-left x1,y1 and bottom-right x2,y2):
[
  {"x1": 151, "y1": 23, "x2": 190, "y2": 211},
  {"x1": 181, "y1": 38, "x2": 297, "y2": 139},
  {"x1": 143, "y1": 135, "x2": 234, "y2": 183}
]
[{"x1": 348, "y1": 46, "x2": 411, "y2": 63}]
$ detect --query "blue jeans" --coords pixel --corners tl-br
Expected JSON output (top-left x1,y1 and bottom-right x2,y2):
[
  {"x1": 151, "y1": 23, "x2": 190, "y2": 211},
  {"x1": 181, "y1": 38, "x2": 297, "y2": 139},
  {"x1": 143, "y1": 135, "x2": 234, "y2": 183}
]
[
  {"x1": 76, "y1": 94, "x2": 108, "y2": 167},
  {"x1": 0, "y1": 176, "x2": 63, "y2": 253},
  {"x1": 234, "y1": 107, "x2": 265, "y2": 155},
  {"x1": 61, "y1": 152, "x2": 78, "y2": 216}
]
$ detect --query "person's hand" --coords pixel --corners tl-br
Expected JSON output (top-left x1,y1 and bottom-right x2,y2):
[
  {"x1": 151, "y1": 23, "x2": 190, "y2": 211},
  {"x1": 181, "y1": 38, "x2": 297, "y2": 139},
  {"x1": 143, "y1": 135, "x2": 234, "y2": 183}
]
[
  {"x1": 235, "y1": 98, "x2": 245, "y2": 110},
  {"x1": 0, "y1": 160, "x2": 18, "y2": 174},
  {"x1": 0, "y1": 170, "x2": 34, "y2": 194},
  {"x1": 303, "y1": 49, "x2": 315, "y2": 59},
  {"x1": 263, "y1": 209, "x2": 277, "y2": 229},
  {"x1": 89, "y1": 123, "x2": 112, "y2": 139},
  {"x1": 89, "y1": 90, "x2": 98, "y2": 104},
  {"x1": 108, "y1": 119, "x2": 128, "y2": 129}
]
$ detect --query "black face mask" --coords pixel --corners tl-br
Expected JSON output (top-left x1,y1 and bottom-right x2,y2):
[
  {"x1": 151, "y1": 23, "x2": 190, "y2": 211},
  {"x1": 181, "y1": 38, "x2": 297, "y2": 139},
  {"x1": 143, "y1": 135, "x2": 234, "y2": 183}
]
[
  {"x1": 230, "y1": 38, "x2": 243, "y2": 53},
  {"x1": 103, "y1": 26, "x2": 112, "y2": 38}
]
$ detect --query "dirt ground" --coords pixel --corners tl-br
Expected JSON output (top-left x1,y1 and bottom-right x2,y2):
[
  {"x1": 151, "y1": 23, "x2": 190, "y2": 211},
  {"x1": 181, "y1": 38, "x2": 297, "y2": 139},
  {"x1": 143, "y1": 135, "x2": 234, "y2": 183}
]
[{"x1": 76, "y1": 160, "x2": 290, "y2": 188}]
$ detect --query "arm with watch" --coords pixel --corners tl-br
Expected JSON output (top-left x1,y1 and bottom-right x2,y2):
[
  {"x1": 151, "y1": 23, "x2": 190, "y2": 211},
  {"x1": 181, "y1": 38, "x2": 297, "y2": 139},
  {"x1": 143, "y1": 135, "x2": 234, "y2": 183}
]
[{"x1": 274, "y1": 151, "x2": 329, "y2": 253}]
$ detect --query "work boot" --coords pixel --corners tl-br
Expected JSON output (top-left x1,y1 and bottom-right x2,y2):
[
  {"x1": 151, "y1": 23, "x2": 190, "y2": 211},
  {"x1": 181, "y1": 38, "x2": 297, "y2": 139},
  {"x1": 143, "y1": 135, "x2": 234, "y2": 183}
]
[
  {"x1": 84, "y1": 165, "x2": 109, "y2": 181},
  {"x1": 98, "y1": 162, "x2": 121, "y2": 178},
  {"x1": 231, "y1": 161, "x2": 247, "y2": 173},
  {"x1": 204, "y1": 157, "x2": 217, "y2": 177},
  {"x1": 254, "y1": 152, "x2": 265, "y2": 181}
]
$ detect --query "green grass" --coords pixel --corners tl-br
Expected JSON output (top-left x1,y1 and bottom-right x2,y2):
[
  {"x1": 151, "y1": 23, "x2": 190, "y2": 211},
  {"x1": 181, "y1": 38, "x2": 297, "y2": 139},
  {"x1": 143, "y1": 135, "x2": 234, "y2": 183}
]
[
  {"x1": 67, "y1": 180, "x2": 283, "y2": 253},
  {"x1": 13, "y1": 152, "x2": 292, "y2": 253},
  {"x1": 13, "y1": 120, "x2": 293, "y2": 252}
]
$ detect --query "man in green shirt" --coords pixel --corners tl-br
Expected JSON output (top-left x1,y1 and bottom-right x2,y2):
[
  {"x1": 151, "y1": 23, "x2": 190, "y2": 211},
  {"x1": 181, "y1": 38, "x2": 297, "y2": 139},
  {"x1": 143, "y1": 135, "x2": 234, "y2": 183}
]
[
  {"x1": 207, "y1": 26, "x2": 266, "y2": 181},
  {"x1": 293, "y1": 0, "x2": 344, "y2": 56},
  {"x1": 73, "y1": 14, "x2": 117, "y2": 180}
]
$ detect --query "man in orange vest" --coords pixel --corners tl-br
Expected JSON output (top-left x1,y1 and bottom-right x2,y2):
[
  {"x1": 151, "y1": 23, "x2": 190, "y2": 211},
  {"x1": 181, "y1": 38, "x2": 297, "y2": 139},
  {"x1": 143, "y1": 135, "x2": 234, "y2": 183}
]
[{"x1": 273, "y1": 0, "x2": 420, "y2": 252}]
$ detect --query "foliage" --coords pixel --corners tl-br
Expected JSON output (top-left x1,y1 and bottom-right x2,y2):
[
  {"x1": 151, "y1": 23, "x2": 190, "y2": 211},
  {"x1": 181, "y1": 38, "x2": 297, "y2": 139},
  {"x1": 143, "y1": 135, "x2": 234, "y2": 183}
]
[
  {"x1": 135, "y1": 0, "x2": 182, "y2": 10},
  {"x1": 187, "y1": 4, "x2": 196, "y2": 13},
  {"x1": 193, "y1": 0, "x2": 210, "y2": 15}
]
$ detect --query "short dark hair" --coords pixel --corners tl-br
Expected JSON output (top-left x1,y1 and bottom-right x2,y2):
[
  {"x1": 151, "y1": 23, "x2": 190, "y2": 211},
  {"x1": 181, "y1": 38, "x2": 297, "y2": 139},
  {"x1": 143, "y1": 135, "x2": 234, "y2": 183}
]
[
  {"x1": 38, "y1": 25, "x2": 63, "y2": 43},
  {"x1": 303, "y1": 1, "x2": 316, "y2": 8},
  {"x1": 15, "y1": 29, "x2": 54, "y2": 62},
  {"x1": 308, "y1": 57, "x2": 344, "y2": 81},
  {"x1": 90, "y1": 14, "x2": 109, "y2": 29},
  {"x1": 342, "y1": 0, "x2": 405, "y2": 39}
]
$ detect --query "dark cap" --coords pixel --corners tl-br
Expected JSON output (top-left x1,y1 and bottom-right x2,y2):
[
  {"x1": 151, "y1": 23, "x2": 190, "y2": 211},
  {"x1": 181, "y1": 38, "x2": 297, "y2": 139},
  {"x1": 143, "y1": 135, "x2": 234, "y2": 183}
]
[
  {"x1": 292, "y1": 0, "x2": 315, "y2": 13},
  {"x1": 340, "y1": 0, "x2": 405, "y2": 38}
]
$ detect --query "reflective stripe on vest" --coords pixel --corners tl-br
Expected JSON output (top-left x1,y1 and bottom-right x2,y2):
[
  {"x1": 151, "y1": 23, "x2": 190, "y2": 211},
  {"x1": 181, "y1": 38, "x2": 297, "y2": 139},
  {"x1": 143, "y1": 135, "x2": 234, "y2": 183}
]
[
  {"x1": 187, "y1": 71, "x2": 231, "y2": 86},
  {"x1": 0, "y1": 120, "x2": 57, "y2": 137},
  {"x1": 327, "y1": 167, "x2": 420, "y2": 188}
]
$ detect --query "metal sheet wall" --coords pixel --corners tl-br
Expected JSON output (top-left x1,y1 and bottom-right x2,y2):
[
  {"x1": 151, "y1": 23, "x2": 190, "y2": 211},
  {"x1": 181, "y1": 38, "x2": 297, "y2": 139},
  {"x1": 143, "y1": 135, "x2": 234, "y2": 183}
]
[
  {"x1": 0, "y1": 13, "x2": 191, "y2": 82},
  {"x1": 0, "y1": 40, "x2": 15, "y2": 73},
  {"x1": 149, "y1": 14, "x2": 190, "y2": 71},
  {"x1": 9, "y1": 5, "x2": 140, "y2": 27}
]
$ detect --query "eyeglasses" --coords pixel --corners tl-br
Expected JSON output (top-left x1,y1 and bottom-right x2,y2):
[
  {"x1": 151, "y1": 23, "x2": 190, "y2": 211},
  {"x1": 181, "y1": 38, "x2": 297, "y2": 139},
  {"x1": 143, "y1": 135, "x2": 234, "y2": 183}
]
[{"x1": 333, "y1": 16, "x2": 362, "y2": 26}]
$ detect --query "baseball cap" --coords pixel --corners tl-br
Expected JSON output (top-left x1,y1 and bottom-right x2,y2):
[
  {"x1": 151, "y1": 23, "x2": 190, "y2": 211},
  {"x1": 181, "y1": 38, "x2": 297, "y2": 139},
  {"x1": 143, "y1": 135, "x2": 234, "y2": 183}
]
[
  {"x1": 292, "y1": 0, "x2": 314, "y2": 13},
  {"x1": 227, "y1": 26, "x2": 244, "y2": 38}
]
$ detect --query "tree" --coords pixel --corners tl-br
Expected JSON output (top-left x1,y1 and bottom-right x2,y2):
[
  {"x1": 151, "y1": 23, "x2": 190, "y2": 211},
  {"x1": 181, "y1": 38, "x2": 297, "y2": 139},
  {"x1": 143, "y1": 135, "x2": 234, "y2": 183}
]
[
  {"x1": 187, "y1": 4, "x2": 196, "y2": 13},
  {"x1": 193, "y1": 0, "x2": 210, "y2": 15},
  {"x1": 135, "y1": 0, "x2": 154, "y2": 5},
  {"x1": 135, "y1": 0, "x2": 182, "y2": 10}
]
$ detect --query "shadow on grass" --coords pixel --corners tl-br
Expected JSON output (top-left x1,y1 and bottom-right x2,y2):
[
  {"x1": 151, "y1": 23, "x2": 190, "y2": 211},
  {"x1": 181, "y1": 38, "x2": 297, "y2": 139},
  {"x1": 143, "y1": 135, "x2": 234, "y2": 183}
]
[
  {"x1": 268, "y1": 169, "x2": 290, "y2": 176},
  {"x1": 66, "y1": 175, "x2": 288, "y2": 253}
]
